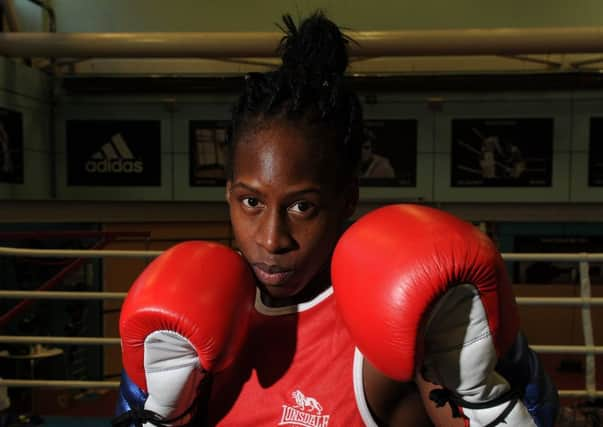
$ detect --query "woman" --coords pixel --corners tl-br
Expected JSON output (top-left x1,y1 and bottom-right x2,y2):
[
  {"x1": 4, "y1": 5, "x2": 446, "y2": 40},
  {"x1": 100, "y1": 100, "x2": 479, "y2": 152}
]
[
  {"x1": 115, "y1": 12, "x2": 556, "y2": 427},
  {"x1": 208, "y1": 12, "x2": 452, "y2": 426}
]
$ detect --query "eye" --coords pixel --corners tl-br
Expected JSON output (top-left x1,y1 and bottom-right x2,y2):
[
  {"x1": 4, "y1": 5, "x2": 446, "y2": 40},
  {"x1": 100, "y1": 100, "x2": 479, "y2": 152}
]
[
  {"x1": 241, "y1": 197, "x2": 263, "y2": 209},
  {"x1": 288, "y1": 201, "x2": 315, "y2": 215}
]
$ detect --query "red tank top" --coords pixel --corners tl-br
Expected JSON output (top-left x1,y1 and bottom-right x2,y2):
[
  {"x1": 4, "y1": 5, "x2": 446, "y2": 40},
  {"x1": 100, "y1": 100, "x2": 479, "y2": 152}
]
[{"x1": 208, "y1": 287, "x2": 376, "y2": 426}]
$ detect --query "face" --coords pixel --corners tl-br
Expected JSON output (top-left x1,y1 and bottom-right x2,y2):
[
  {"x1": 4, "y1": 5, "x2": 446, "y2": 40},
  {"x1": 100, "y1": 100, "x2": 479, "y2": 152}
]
[
  {"x1": 361, "y1": 140, "x2": 373, "y2": 163},
  {"x1": 227, "y1": 120, "x2": 357, "y2": 304}
]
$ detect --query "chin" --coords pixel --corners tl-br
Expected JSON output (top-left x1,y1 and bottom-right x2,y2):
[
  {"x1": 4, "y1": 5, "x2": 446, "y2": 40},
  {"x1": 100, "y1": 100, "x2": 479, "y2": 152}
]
[{"x1": 257, "y1": 281, "x2": 305, "y2": 305}]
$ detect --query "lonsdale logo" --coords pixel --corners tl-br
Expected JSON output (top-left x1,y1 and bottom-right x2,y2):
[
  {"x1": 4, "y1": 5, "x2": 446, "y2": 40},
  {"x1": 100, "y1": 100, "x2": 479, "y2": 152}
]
[
  {"x1": 279, "y1": 390, "x2": 330, "y2": 427},
  {"x1": 85, "y1": 133, "x2": 143, "y2": 174}
]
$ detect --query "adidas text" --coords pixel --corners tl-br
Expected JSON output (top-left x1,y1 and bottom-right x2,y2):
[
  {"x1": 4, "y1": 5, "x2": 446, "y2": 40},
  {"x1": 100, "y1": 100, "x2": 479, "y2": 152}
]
[{"x1": 85, "y1": 159, "x2": 143, "y2": 174}]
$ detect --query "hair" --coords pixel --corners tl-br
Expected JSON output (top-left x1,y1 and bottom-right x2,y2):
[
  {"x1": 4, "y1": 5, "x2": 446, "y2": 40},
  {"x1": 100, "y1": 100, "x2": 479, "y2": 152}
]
[{"x1": 227, "y1": 11, "x2": 364, "y2": 184}]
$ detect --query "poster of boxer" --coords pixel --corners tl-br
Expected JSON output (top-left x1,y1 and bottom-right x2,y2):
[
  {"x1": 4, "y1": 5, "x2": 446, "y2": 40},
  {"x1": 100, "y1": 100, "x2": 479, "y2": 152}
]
[
  {"x1": 0, "y1": 107, "x2": 24, "y2": 184},
  {"x1": 189, "y1": 120, "x2": 229, "y2": 186},
  {"x1": 514, "y1": 235, "x2": 603, "y2": 285},
  {"x1": 589, "y1": 117, "x2": 603, "y2": 186},
  {"x1": 360, "y1": 119, "x2": 417, "y2": 187},
  {"x1": 451, "y1": 118, "x2": 553, "y2": 187},
  {"x1": 66, "y1": 120, "x2": 161, "y2": 186}
]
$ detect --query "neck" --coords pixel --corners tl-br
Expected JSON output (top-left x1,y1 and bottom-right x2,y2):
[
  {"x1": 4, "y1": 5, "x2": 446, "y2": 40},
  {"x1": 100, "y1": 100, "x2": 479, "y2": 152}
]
[{"x1": 260, "y1": 266, "x2": 331, "y2": 308}]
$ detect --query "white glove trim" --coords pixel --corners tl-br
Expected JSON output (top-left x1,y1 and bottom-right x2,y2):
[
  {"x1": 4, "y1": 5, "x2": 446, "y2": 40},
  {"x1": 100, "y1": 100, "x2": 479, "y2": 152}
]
[
  {"x1": 422, "y1": 284, "x2": 537, "y2": 427},
  {"x1": 143, "y1": 330, "x2": 204, "y2": 426},
  {"x1": 422, "y1": 283, "x2": 509, "y2": 402}
]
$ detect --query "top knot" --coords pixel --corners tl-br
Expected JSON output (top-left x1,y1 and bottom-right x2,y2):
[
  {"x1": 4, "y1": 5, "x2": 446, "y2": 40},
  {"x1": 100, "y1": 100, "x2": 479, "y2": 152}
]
[{"x1": 277, "y1": 11, "x2": 350, "y2": 80}]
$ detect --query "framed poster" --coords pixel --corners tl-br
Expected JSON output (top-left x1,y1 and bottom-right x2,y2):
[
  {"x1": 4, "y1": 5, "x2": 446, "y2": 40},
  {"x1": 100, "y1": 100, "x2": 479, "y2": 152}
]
[
  {"x1": 589, "y1": 117, "x2": 603, "y2": 186},
  {"x1": 513, "y1": 235, "x2": 603, "y2": 285},
  {"x1": 66, "y1": 120, "x2": 161, "y2": 187},
  {"x1": 0, "y1": 107, "x2": 24, "y2": 184},
  {"x1": 189, "y1": 120, "x2": 228, "y2": 186},
  {"x1": 360, "y1": 119, "x2": 417, "y2": 187},
  {"x1": 451, "y1": 118, "x2": 553, "y2": 187}
]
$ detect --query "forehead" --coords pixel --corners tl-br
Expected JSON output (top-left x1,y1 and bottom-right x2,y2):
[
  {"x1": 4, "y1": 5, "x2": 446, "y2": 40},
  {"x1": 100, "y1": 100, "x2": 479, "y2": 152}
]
[{"x1": 232, "y1": 121, "x2": 335, "y2": 186}]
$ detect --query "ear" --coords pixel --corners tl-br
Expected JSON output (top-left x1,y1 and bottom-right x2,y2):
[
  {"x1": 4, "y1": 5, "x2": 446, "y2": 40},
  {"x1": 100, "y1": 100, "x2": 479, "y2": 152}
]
[
  {"x1": 343, "y1": 179, "x2": 359, "y2": 219},
  {"x1": 225, "y1": 180, "x2": 232, "y2": 204}
]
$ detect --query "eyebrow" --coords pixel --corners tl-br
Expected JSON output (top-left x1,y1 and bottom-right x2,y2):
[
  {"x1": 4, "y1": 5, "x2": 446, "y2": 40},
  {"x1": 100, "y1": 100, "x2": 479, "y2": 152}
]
[
  {"x1": 229, "y1": 182, "x2": 259, "y2": 193},
  {"x1": 230, "y1": 182, "x2": 321, "y2": 198}
]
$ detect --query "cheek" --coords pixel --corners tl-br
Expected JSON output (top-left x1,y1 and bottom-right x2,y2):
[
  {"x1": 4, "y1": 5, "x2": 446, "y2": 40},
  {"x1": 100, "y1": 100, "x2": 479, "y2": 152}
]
[
  {"x1": 229, "y1": 207, "x2": 252, "y2": 250},
  {"x1": 297, "y1": 217, "x2": 340, "y2": 265}
]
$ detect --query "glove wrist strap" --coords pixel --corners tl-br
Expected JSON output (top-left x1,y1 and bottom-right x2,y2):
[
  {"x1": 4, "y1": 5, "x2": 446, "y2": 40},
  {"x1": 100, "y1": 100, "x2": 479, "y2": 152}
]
[
  {"x1": 429, "y1": 387, "x2": 520, "y2": 427},
  {"x1": 112, "y1": 372, "x2": 213, "y2": 427}
]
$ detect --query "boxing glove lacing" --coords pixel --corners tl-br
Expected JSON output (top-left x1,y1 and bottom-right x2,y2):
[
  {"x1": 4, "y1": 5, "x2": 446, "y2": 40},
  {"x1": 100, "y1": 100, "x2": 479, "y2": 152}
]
[
  {"x1": 111, "y1": 372, "x2": 213, "y2": 427},
  {"x1": 429, "y1": 387, "x2": 521, "y2": 427},
  {"x1": 112, "y1": 407, "x2": 175, "y2": 427}
]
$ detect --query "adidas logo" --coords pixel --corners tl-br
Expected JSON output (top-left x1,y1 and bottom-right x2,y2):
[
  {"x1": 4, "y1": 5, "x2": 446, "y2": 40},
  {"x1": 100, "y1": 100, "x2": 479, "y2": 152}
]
[{"x1": 85, "y1": 133, "x2": 143, "y2": 174}]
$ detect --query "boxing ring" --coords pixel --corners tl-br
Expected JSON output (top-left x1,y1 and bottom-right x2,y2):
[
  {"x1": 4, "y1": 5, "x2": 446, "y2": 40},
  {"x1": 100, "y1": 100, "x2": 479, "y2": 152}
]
[
  {"x1": 0, "y1": 244, "x2": 601, "y2": 401},
  {"x1": 1, "y1": 21, "x2": 603, "y2": 425}
]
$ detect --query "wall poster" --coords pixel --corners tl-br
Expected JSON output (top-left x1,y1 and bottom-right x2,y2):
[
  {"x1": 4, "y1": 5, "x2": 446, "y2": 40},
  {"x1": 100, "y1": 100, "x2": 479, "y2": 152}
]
[
  {"x1": 0, "y1": 107, "x2": 24, "y2": 184},
  {"x1": 360, "y1": 119, "x2": 417, "y2": 187},
  {"x1": 66, "y1": 120, "x2": 161, "y2": 187},
  {"x1": 451, "y1": 118, "x2": 553, "y2": 187},
  {"x1": 189, "y1": 120, "x2": 228, "y2": 187}
]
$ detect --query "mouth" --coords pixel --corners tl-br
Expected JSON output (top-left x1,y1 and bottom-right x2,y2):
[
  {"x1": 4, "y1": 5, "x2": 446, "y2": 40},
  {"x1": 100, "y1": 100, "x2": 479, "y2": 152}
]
[{"x1": 251, "y1": 262, "x2": 295, "y2": 286}]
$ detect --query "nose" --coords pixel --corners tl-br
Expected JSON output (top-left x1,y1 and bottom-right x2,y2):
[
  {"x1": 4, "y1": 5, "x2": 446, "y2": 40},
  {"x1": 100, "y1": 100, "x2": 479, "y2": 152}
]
[{"x1": 256, "y1": 208, "x2": 296, "y2": 254}]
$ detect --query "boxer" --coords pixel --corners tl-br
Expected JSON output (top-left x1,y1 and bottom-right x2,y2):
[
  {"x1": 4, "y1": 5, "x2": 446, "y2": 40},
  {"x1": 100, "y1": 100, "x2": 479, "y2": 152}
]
[{"x1": 114, "y1": 12, "x2": 558, "y2": 426}]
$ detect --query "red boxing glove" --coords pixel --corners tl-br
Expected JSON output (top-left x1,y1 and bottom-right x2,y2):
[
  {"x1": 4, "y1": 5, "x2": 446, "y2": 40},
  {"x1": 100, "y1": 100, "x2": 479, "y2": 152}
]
[
  {"x1": 332, "y1": 205, "x2": 536, "y2": 426},
  {"x1": 119, "y1": 241, "x2": 255, "y2": 424}
]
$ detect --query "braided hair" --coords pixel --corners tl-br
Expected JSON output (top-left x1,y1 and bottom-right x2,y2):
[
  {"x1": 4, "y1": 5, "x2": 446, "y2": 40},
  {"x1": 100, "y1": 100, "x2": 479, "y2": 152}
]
[{"x1": 228, "y1": 11, "x2": 363, "y2": 185}]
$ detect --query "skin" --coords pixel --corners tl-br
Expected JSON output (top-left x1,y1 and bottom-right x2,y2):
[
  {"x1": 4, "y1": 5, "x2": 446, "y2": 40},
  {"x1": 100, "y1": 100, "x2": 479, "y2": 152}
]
[
  {"x1": 226, "y1": 119, "x2": 354, "y2": 306},
  {"x1": 226, "y1": 118, "x2": 463, "y2": 426}
]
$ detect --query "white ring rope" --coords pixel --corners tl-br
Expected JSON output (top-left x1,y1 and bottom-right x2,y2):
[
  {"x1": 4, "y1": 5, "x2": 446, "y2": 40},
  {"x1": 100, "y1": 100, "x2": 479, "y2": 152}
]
[
  {"x1": 2, "y1": 245, "x2": 603, "y2": 262},
  {"x1": 1, "y1": 337, "x2": 602, "y2": 355},
  {"x1": 2, "y1": 291, "x2": 603, "y2": 305},
  {"x1": 515, "y1": 297, "x2": 603, "y2": 306},
  {"x1": 531, "y1": 345, "x2": 603, "y2": 355},
  {"x1": 0, "y1": 290, "x2": 127, "y2": 300},
  {"x1": 502, "y1": 253, "x2": 603, "y2": 262},
  {"x1": 0, "y1": 336, "x2": 120, "y2": 345},
  {"x1": 0, "y1": 246, "x2": 162, "y2": 258},
  {"x1": 579, "y1": 261, "x2": 597, "y2": 396},
  {"x1": 0, "y1": 382, "x2": 599, "y2": 396},
  {"x1": 0, "y1": 379, "x2": 120, "y2": 389},
  {"x1": 2, "y1": 290, "x2": 603, "y2": 308}
]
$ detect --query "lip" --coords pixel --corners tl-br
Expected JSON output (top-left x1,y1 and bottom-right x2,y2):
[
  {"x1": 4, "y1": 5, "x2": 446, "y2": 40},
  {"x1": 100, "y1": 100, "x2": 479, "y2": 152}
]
[{"x1": 252, "y1": 263, "x2": 294, "y2": 286}]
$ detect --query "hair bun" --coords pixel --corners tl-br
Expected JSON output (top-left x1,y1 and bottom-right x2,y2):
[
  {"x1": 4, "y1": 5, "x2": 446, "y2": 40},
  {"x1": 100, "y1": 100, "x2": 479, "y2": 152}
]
[{"x1": 278, "y1": 12, "x2": 350, "y2": 79}]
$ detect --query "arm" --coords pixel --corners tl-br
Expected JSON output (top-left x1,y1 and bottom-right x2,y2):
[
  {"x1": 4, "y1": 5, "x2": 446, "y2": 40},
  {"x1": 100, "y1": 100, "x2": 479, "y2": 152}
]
[
  {"x1": 416, "y1": 375, "x2": 468, "y2": 427},
  {"x1": 332, "y1": 204, "x2": 558, "y2": 427},
  {"x1": 363, "y1": 359, "x2": 434, "y2": 426},
  {"x1": 363, "y1": 350, "x2": 467, "y2": 426}
]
